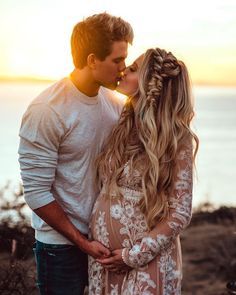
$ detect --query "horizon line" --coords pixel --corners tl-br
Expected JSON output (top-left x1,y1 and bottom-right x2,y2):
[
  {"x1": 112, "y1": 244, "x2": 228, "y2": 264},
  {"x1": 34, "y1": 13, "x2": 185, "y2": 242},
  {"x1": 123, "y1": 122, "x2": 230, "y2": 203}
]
[{"x1": 0, "y1": 75, "x2": 236, "y2": 88}]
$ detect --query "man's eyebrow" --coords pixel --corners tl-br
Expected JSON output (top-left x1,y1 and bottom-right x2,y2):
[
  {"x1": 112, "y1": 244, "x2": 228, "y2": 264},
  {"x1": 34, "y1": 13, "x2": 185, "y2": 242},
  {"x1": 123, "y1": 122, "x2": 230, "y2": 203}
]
[{"x1": 113, "y1": 57, "x2": 125, "y2": 61}]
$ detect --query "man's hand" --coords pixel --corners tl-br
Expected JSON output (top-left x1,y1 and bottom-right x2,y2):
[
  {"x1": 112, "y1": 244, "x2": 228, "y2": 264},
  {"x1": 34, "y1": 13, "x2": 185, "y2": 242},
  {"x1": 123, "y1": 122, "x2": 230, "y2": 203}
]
[
  {"x1": 96, "y1": 249, "x2": 131, "y2": 273},
  {"x1": 34, "y1": 201, "x2": 111, "y2": 259},
  {"x1": 79, "y1": 238, "x2": 111, "y2": 259}
]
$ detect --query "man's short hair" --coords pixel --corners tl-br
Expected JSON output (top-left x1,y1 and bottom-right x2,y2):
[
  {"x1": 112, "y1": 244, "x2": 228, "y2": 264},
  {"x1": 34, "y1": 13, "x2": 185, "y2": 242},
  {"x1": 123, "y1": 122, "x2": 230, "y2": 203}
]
[{"x1": 71, "y1": 12, "x2": 134, "y2": 69}]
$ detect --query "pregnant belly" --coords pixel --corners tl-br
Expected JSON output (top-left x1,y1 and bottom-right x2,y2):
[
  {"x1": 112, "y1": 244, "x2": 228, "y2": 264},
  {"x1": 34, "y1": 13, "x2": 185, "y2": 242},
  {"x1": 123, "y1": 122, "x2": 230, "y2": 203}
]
[{"x1": 90, "y1": 193, "x2": 149, "y2": 251}]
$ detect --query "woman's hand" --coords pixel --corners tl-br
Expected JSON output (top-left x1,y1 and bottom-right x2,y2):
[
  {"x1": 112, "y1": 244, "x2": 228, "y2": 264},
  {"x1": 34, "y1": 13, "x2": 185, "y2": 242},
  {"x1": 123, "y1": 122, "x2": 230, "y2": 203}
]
[{"x1": 96, "y1": 249, "x2": 131, "y2": 273}]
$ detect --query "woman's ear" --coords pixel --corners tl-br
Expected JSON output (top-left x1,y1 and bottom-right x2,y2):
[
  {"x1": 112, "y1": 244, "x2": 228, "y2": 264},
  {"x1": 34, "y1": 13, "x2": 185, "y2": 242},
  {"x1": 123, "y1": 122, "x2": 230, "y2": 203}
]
[{"x1": 87, "y1": 53, "x2": 97, "y2": 70}]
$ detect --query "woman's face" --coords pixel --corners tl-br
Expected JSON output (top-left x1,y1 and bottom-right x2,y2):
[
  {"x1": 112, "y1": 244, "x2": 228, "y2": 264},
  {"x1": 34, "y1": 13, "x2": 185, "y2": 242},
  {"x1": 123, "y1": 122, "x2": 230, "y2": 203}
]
[{"x1": 116, "y1": 54, "x2": 144, "y2": 96}]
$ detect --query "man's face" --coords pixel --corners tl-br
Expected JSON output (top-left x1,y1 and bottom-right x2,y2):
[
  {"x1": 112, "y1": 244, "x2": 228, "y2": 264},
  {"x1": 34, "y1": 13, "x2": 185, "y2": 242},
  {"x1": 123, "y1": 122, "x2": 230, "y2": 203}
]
[{"x1": 93, "y1": 41, "x2": 128, "y2": 90}]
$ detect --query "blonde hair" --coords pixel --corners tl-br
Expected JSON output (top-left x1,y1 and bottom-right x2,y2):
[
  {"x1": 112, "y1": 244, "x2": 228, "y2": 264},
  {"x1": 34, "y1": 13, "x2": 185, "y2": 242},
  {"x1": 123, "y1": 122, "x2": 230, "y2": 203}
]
[{"x1": 97, "y1": 48, "x2": 199, "y2": 229}]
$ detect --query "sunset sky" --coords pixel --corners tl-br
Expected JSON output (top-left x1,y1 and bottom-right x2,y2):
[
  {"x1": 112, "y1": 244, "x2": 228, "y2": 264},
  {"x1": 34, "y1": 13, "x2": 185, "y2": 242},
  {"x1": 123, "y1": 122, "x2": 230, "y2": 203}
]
[{"x1": 0, "y1": 0, "x2": 235, "y2": 85}]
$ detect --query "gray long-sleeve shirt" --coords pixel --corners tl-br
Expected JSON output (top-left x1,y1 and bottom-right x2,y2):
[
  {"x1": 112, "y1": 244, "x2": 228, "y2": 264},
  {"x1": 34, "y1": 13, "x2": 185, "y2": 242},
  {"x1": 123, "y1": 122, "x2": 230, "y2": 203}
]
[{"x1": 18, "y1": 77, "x2": 123, "y2": 244}]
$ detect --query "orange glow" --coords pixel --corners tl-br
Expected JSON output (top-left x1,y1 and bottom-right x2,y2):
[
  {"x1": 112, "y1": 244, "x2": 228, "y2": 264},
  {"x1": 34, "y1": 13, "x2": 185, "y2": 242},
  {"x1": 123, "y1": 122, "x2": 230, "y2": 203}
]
[{"x1": 0, "y1": 0, "x2": 235, "y2": 86}]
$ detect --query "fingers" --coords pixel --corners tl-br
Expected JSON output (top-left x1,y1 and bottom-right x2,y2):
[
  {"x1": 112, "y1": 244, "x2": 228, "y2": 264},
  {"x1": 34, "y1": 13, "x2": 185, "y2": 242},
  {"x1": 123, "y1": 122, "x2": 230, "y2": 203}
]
[
  {"x1": 90, "y1": 241, "x2": 111, "y2": 258},
  {"x1": 99, "y1": 247, "x2": 111, "y2": 257},
  {"x1": 97, "y1": 243, "x2": 111, "y2": 257},
  {"x1": 96, "y1": 256, "x2": 115, "y2": 265},
  {"x1": 111, "y1": 249, "x2": 120, "y2": 255}
]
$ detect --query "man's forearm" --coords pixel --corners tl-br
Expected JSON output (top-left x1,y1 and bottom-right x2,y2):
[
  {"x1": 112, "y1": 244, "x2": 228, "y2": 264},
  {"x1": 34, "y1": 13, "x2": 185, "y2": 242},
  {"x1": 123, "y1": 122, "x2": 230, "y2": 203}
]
[
  {"x1": 34, "y1": 200, "x2": 86, "y2": 247},
  {"x1": 34, "y1": 200, "x2": 111, "y2": 258}
]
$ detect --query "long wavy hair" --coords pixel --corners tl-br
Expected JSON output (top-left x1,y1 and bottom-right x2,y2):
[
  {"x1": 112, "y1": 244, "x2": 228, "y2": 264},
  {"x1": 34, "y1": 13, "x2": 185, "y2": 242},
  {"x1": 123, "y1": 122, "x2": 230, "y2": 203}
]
[{"x1": 97, "y1": 48, "x2": 199, "y2": 229}]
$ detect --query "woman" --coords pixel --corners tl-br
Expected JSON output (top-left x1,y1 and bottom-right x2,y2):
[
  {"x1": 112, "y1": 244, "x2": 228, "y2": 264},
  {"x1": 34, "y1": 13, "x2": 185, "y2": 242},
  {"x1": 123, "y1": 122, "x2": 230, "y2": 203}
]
[{"x1": 89, "y1": 48, "x2": 198, "y2": 295}]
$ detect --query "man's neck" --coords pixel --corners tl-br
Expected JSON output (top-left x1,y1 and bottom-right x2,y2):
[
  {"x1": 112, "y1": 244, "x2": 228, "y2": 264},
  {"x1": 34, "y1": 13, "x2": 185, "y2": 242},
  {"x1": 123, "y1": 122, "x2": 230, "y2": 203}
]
[{"x1": 70, "y1": 68, "x2": 100, "y2": 97}]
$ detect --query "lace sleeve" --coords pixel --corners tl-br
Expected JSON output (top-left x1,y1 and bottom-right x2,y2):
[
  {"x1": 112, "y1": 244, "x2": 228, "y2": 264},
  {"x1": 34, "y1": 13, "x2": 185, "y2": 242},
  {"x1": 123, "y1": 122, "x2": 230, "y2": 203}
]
[{"x1": 122, "y1": 140, "x2": 193, "y2": 268}]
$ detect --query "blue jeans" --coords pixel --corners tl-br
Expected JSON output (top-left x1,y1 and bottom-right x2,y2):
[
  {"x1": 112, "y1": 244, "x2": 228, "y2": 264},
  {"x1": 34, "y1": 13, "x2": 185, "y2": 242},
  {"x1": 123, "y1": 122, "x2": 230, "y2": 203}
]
[{"x1": 33, "y1": 240, "x2": 88, "y2": 295}]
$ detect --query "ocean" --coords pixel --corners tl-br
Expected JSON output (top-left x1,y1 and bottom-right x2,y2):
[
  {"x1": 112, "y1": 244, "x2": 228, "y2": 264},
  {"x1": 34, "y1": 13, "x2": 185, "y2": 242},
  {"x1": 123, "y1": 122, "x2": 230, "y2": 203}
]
[{"x1": 0, "y1": 81, "x2": 236, "y2": 208}]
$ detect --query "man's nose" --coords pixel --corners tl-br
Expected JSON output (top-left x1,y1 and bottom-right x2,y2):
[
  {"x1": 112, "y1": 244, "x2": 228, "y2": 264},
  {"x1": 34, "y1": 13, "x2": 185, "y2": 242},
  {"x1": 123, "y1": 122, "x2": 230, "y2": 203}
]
[
  {"x1": 123, "y1": 67, "x2": 129, "y2": 75},
  {"x1": 119, "y1": 61, "x2": 126, "y2": 72}
]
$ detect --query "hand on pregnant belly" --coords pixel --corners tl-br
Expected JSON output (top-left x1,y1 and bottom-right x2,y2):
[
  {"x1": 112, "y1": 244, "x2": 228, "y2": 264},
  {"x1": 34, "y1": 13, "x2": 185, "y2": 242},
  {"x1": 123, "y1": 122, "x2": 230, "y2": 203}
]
[
  {"x1": 96, "y1": 249, "x2": 131, "y2": 273},
  {"x1": 80, "y1": 238, "x2": 111, "y2": 259}
]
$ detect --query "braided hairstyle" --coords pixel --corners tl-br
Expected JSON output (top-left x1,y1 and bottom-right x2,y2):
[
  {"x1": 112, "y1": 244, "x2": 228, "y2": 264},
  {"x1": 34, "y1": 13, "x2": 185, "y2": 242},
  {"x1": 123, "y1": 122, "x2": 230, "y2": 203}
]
[{"x1": 97, "y1": 48, "x2": 198, "y2": 229}]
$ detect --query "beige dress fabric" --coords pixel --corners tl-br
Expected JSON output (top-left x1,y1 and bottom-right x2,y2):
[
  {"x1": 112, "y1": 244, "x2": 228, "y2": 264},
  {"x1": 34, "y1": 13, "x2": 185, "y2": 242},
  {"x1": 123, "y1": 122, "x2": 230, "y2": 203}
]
[{"x1": 89, "y1": 144, "x2": 192, "y2": 295}]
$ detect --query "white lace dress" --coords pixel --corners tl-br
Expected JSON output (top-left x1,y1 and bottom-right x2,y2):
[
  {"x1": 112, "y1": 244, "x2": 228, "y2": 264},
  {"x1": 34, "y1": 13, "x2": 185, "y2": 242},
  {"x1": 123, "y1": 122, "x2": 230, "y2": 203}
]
[{"x1": 89, "y1": 144, "x2": 193, "y2": 295}]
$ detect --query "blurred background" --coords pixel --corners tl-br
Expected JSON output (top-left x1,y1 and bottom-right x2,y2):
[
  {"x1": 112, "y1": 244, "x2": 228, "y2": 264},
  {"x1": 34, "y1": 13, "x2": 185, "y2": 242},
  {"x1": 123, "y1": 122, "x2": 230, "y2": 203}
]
[
  {"x1": 0, "y1": 0, "x2": 236, "y2": 207},
  {"x1": 0, "y1": 1, "x2": 236, "y2": 294}
]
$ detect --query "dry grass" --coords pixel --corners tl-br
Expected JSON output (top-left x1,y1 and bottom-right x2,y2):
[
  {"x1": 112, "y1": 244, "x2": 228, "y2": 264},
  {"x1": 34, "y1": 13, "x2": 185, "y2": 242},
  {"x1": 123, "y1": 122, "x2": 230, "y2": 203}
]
[
  {"x1": 0, "y1": 253, "x2": 37, "y2": 295},
  {"x1": 0, "y1": 187, "x2": 236, "y2": 295},
  {"x1": 182, "y1": 223, "x2": 236, "y2": 295}
]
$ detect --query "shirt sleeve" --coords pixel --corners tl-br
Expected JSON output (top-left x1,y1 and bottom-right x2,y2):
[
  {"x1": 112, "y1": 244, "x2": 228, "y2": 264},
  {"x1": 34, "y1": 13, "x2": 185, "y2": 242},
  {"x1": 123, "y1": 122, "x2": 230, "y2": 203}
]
[
  {"x1": 18, "y1": 103, "x2": 65, "y2": 210},
  {"x1": 122, "y1": 139, "x2": 193, "y2": 268}
]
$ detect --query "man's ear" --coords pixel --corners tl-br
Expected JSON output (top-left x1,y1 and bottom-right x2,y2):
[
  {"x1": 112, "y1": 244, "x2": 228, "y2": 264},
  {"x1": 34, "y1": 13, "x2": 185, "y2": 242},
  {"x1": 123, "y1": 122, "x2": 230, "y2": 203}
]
[{"x1": 87, "y1": 53, "x2": 97, "y2": 70}]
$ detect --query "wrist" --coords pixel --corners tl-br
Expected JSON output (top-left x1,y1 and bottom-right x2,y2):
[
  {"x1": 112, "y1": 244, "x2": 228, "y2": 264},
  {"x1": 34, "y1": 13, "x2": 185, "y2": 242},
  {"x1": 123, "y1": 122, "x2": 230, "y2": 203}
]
[
  {"x1": 121, "y1": 248, "x2": 129, "y2": 265},
  {"x1": 75, "y1": 233, "x2": 89, "y2": 250}
]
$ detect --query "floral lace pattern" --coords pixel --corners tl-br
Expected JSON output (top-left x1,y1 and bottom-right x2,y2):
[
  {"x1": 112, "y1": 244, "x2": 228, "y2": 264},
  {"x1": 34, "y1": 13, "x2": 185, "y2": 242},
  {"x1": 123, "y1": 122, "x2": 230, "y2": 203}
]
[
  {"x1": 122, "y1": 146, "x2": 193, "y2": 270},
  {"x1": 122, "y1": 271, "x2": 156, "y2": 295},
  {"x1": 159, "y1": 245, "x2": 182, "y2": 295},
  {"x1": 94, "y1": 211, "x2": 110, "y2": 247},
  {"x1": 117, "y1": 161, "x2": 143, "y2": 191},
  {"x1": 110, "y1": 199, "x2": 148, "y2": 249},
  {"x1": 122, "y1": 234, "x2": 169, "y2": 269},
  {"x1": 88, "y1": 256, "x2": 104, "y2": 294},
  {"x1": 89, "y1": 144, "x2": 193, "y2": 294}
]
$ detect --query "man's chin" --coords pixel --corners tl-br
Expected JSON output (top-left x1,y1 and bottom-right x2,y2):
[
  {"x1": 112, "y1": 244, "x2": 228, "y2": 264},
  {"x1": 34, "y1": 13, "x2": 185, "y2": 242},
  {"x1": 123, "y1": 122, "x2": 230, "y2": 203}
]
[
  {"x1": 116, "y1": 85, "x2": 126, "y2": 95},
  {"x1": 101, "y1": 81, "x2": 117, "y2": 91}
]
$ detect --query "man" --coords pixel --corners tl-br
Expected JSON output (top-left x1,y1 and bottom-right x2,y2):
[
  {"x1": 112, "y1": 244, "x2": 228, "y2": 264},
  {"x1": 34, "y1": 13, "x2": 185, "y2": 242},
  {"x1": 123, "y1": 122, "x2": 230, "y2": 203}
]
[{"x1": 18, "y1": 13, "x2": 133, "y2": 295}]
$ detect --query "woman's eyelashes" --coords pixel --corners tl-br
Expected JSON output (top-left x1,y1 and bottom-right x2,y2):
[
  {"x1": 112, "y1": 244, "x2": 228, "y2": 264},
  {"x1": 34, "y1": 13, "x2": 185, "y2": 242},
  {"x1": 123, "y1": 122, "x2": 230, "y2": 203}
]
[
  {"x1": 124, "y1": 63, "x2": 138, "y2": 75},
  {"x1": 128, "y1": 65, "x2": 137, "y2": 72}
]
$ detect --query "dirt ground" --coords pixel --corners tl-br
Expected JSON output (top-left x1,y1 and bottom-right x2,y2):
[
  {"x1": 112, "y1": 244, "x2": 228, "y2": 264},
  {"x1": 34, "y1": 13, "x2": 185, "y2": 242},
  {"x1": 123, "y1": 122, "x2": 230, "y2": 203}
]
[
  {"x1": 182, "y1": 222, "x2": 236, "y2": 294},
  {"x1": 0, "y1": 208, "x2": 236, "y2": 295}
]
